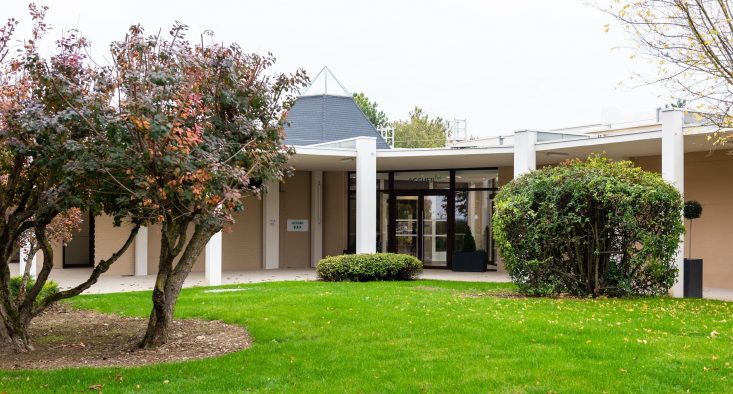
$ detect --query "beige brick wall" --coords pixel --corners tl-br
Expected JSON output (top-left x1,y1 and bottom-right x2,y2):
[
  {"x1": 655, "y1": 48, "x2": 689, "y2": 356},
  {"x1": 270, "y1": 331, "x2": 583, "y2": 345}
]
[
  {"x1": 94, "y1": 215, "x2": 136, "y2": 276},
  {"x1": 323, "y1": 171, "x2": 348, "y2": 258},
  {"x1": 279, "y1": 171, "x2": 311, "y2": 268},
  {"x1": 632, "y1": 151, "x2": 733, "y2": 290},
  {"x1": 222, "y1": 197, "x2": 263, "y2": 270}
]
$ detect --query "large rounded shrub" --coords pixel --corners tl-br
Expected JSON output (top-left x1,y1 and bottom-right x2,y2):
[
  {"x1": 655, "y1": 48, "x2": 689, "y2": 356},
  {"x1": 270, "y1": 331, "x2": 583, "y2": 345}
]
[
  {"x1": 316, "y1": 253, "x2": 423, "y2": 282},
  {"x1": 493, "y1": 156, "x2": 684, "y2": 297}
]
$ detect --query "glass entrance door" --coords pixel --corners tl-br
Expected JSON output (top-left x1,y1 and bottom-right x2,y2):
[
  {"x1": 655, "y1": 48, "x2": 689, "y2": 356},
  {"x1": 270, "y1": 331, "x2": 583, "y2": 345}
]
[
  {"x1": 394, "y1": 193, "x2": 448, "y2": 267},
  {"x1": 422, "y1": 194, "x2": 448, "y2": 267},
  {"x1": 395, "y1": 195, "x2": 419, "y2": 257}
]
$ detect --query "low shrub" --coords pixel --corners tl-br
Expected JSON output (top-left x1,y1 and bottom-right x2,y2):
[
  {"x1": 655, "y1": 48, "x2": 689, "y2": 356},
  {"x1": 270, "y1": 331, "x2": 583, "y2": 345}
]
[
  {"x1": 493, "y1": 156, "x2": 684, "y2": 297},
  {"x1": 316, "y1": 253, "x2": 423, "y2": 282},
  {"x1": 10, "y1": 276, "x2": 59, "y2": 305}
]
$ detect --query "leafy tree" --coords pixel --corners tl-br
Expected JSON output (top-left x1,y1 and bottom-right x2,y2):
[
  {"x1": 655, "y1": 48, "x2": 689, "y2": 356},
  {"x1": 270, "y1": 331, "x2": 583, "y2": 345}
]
[
  {"x1": 665, "y1": 99, "x2": 687, "y2": 109},
  {"x1": 104, "y1": 24, "x2": 306, "y2": 348},
  {"x1": 0, "y1": 6, "x2": 139, "y2": 352},
  {"x1": 392, "y1": 107, "x2": 449, "y2": 148},
  {"x1": 493, "y1": 156, "x2": 684, "y2": 297},
  {"x1": 353, "y1": 92, "x2": 389, "y2": 130},
  {"x1": 604, "y1": 1, "x2": 733, "y2": 139}
]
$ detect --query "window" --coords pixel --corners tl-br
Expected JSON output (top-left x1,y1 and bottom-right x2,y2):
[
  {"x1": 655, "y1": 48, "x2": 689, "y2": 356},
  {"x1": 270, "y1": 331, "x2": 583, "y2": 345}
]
[
  {"x1": 393, "y1": 171, "x2": 450, "y2": 190},
  {"x1": 455, "y1": 169, "x2": 498, "y2": 190},
  {"x1": 347, "y1": 168, "x2": 499, "y2": 267}
]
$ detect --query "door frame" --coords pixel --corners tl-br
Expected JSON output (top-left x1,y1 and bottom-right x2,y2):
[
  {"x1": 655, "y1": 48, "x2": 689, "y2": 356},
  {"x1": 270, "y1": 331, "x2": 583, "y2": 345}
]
[
  {"x1": 62, "y1": 213, "x2": 95, "y2": 268},
  {"x1": 389, "y1": 189, "x2": 452, "y2": 268}
]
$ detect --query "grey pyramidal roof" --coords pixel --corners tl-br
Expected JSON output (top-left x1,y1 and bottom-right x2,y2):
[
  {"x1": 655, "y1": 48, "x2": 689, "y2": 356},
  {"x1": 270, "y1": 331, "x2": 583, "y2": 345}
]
[{"x1": 283, "y1": 94, "x2": 391, "y2": 149}]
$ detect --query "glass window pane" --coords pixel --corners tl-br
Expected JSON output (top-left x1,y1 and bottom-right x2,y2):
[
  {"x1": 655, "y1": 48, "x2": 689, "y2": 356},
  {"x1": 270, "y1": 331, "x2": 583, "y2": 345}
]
[
  {"x1": 350, "y1": 172, "x2": 389, "y2": 191},
  {"x1": 394, "y1": 171, "x2": 450, "y2": 190},
  {"x1": 454, "y1": 190, "x2": 495, "y2": 267},
  {"x1": 455, "y1": 169, "x2": 498, "y2": 189},
  {"x1": 377, "y1": 173, "x2": 389, "y2": 190},
  {"x1": 397, "y1": 197, "x2": 418, "y2": 220},
  {"x1": 422, "y1": 195, "x2": 448, "y2": 267}
]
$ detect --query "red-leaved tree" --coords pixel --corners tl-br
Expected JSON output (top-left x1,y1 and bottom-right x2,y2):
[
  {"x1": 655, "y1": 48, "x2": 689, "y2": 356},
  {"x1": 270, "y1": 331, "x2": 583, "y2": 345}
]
[
  {"x1": 0, "y1": 5, "x2": 140, "y2": 352},
  {"x1": 102, "y1": 23, "x2": 306, "y2": 347}
]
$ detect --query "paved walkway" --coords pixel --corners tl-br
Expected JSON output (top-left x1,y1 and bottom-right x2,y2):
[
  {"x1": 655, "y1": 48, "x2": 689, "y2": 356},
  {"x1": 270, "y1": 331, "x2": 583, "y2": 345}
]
[
  {"x1": 8, "y1": 263, "x2": 733, "y2": 300},
  {"x1": 48, "y1": 267, "x2": 320, "y2": 294},
  {"x1": 8, "y1": 264, "x2": 511, "y2": 294}
]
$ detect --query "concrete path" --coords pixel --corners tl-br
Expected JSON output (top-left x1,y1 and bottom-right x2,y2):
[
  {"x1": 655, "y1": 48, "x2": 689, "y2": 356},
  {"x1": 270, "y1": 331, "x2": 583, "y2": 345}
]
[
  {"x1": 8, "y1": 264, "x2": 511, "y2": 294},
  {"x1": 420, "y1": 269, "x2": 510, "y2": 283},
  {"x1": 47, "y1": 267, "x2": 320, "y2": 294}
]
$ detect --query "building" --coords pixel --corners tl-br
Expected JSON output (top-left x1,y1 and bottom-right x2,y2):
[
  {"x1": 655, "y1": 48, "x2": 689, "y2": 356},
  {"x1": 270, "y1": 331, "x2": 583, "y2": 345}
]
[{"x1": 15, "y1": 72, "x2": 733, "y2": 298}]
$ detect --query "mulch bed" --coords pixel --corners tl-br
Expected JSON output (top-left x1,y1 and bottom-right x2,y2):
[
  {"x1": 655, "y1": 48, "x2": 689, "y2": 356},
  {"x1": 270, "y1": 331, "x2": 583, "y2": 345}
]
[{"x1": 0, "y1": 305, "x2": 251, "y2": 370}]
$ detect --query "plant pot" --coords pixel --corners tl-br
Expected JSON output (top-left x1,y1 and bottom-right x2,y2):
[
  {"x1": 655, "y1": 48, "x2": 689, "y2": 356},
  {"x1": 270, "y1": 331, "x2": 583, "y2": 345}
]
[
  {"x1": 683, "y1": 258, "x2": 703, "y2": 298},
  {"x1": 452, "y1": 251, "x2": 487, "y2": 272}
]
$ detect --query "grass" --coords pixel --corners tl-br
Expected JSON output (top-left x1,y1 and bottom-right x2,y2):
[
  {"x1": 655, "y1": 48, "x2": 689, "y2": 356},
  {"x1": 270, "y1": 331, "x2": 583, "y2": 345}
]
[{"x1": 1, "y1": 280, "x2": 733, "y2": 393}]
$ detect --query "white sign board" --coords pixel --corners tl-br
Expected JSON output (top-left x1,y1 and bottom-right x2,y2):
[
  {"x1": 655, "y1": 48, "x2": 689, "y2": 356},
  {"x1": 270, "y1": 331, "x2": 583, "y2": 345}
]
[{"x1": 287, "y1": 219, "x2": 309, "y2": 232}]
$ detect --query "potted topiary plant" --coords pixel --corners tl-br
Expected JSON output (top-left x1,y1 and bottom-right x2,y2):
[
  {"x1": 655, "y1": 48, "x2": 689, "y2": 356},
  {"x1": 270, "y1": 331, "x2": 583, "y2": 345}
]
[
  {"x1": 452, "y1": 225, "x2": 487, "y2": 272},
  {"x1": 683, "y1": 200, "x2": 703, "y2": 298}
]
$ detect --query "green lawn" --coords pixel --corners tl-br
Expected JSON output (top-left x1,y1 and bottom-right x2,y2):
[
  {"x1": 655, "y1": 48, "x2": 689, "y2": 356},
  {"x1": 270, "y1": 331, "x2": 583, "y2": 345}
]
[{"x1": 2, "y1": 280, "x2": 733, "y2": 393}]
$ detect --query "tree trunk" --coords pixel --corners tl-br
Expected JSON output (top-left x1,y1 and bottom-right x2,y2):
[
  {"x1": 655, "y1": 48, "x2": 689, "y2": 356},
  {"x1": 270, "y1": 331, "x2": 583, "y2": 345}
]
[
  {"x1": 1, "y1": 225, "x2": 139, "y2": 353},
  {"x1": 139, "y1": 222, "x2": 217, "y2": 349},
  {"x1": 140, "y1": 283, "x2": 178, "y2": 348},
  {"x1": 0, "y1": 309, "x2": 32, "y2": 352}
]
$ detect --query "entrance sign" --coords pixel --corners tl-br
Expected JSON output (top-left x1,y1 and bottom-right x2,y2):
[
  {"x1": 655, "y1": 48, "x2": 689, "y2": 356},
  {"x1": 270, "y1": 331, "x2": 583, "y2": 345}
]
[{"x1": 287, "y1": 219, "x2": 309, "y2": 232}]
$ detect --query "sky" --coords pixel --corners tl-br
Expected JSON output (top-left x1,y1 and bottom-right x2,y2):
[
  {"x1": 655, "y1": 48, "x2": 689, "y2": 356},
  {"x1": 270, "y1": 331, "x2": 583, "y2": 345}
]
[{"x1": 3, "y1": 0, "x2": 668, "y2": 138}]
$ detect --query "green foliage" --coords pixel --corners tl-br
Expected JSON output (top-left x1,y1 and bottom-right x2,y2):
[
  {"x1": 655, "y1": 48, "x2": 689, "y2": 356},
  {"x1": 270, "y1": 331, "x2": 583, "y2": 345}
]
[
  {"x1": 684, "y1": 200, "x2": 703, "y2": 220},
  {"x1": 462, "y1": 226, "x2": 477, "y2": 252},
  {"x1": 316, "y1": 253, "x2": 422, "y2": 281},
  {"x1": 665, "y1": 99, "x2": 687, "y2": 109},
  {"x1": 493, "y1": 156, "x2": 684, "y2": 297},
  {"x1": 353, "y1": 92, "x2": 389, "y2": 130},
  {"x1": 102, "y1": 23, "x2": 307, "y2": 346},
  {"x1": 392, "y1": 107, "x2": 448, "y2": 148},
  {"x1": 0, "y1": 5, "x2": 122, "y2": 349},
  {"x1": 9, "y1": 276, "x2": 59, "y2": 306}
]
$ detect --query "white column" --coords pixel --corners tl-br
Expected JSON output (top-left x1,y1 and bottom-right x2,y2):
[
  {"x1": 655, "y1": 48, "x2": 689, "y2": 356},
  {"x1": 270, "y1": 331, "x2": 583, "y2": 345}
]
[
  {"x1": 262, "y1": 179, "x2": 280, "y2": 269},
  {"x1": 355, "y1": 137, "x2": 377, "y2": 254},
  {"x1": 513, "y1": 130, "x2": 537, "y2": 178},
  {"x1": 205, "y1": 231, "x2": 222, "y2": 286},
  {"x1": 18, "y1": 243, "x2": 37, "y2": 279},
  {"x1": 310, "y1": 171, "x2": 323, "y2": 267},
  {"x1": 134, "y1": 226, "x2": 148, "y2": 276},
  {"x1": 661, "y1": 108, "x2": 685, "y2": 298}
]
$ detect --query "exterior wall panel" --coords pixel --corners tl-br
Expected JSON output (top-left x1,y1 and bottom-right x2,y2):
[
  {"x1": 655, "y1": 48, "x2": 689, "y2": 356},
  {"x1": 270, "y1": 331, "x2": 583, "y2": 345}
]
[
  {"x1": 279, "y1": 171, "x2": 312, "y2": 268},
  {"x1": 632, "y1": 152, "x2": 733, "y2": 290},
  {"x1": 323, "y1": 171, "x2": 348, "y2": 258},
  {"x1": 222, "y1": 197, "x2": 263, "y2": 270},
  {"x1": 94, "y1": 215, "x2": 135, "y2": 276}
]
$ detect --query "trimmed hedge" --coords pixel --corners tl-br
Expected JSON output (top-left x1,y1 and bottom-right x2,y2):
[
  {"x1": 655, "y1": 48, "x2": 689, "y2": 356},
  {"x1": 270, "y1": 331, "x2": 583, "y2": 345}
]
[
  {"x1": 10, "y1": 276, "x2": 59, "y2": 306},
  {"x1": 493, "y1": 156, "x2": 684, "y2": 297},
  {"x1": 316, "y1": 253, "x2": 423, "y2": 282}
]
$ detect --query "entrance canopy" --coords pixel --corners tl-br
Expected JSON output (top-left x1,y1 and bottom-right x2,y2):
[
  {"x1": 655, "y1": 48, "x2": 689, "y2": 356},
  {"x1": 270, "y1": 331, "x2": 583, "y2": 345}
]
[
  {"x1": 289, "y1": 144, "x2": 515, "y2": 172},
  {"x1": 287, "y1": 123, "x2": 726, "y2": 173}
]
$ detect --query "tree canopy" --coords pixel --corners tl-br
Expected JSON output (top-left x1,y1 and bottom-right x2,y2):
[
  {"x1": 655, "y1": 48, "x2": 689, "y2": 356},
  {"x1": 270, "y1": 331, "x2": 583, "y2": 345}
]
[
  {"x1": 103, "y1": 23, "x2": 306, "y2": 348},
  {"x1": 392, "y1": 107, "x2": 449, "y2": 148},
  {"x1": 353, "y1": 92, "x2": 389, "y2": 130},
  {"x1": 0, "y1": 5, "x2": 139, "y2": 352},
  {"x1": 605, "y1": 0, "x2": 733, "y2": 137}
]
